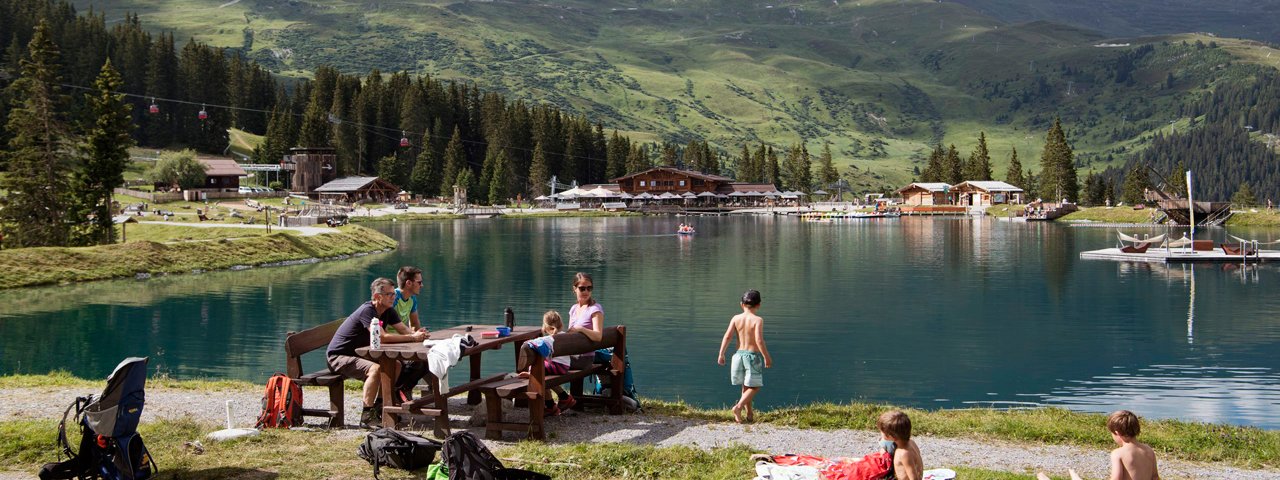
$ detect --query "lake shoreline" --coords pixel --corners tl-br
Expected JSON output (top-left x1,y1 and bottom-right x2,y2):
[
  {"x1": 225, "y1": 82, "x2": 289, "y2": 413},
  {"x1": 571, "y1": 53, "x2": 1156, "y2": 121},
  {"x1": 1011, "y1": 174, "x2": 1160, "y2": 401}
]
[
  {"x1": 0, "y1": 376, "x2": 1276, "y2": 479},
  {"x1": 0, "y1": 225, "x2": 398, "y2": 289}
]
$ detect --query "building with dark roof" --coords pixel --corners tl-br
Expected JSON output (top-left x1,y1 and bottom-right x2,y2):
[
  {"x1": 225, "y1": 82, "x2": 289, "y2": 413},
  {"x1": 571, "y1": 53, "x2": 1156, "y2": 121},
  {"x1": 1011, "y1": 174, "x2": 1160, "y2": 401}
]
[
  {"x1": 611, "y1": 166, "x2": 778, "y2": 197},
  {"x1": 313, "y1": 176, "x2": 400, "y2": 202},
  {"x1": 195, "y1": 157, "x2": 247, "y2": 192}
]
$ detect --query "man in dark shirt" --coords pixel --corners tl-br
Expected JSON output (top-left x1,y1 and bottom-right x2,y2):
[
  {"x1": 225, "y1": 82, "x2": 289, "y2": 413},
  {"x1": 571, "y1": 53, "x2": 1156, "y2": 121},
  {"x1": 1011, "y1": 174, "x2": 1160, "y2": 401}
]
[{"x1": 327, "y1": 277, "x2": 428, "y2": 426}]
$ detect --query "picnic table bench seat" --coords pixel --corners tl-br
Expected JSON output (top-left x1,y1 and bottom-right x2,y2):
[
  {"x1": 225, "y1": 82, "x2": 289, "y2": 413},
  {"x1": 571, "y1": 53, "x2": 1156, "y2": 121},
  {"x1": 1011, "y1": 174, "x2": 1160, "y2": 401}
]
[
  {"x1": 284, "y1": 318, "x2": 346, "y2": 428},
  {"x1": 478, "y1": 326, "x2": 627, "y2": 440}
]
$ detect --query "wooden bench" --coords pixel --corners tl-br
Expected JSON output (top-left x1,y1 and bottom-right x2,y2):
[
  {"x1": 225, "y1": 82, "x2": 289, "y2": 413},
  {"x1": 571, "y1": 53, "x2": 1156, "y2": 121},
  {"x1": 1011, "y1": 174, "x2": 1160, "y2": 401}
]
[
  {"x1": 284, "y1": 318, "x2": 346, "y2": 428},
  {"x1": 480, "y1": 326, "x2": 627, "y2": 440}
]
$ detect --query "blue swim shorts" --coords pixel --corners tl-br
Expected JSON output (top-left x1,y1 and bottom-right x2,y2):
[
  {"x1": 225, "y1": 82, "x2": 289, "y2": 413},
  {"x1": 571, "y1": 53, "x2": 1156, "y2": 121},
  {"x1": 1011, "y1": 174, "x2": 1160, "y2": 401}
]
[{"x1": 730, "y1": 350, "x2": 763, "y2": 387}]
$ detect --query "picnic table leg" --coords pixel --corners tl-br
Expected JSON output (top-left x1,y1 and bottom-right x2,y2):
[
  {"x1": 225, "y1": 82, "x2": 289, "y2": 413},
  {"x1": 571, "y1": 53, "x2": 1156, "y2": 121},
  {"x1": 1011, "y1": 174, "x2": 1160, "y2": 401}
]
[
  {"x1": 433, "y1": 373, "x2": 450, "y2": 438},
  {"x1": 379, "y1": 358, "x2": 397, "y2": 427},
  {"x1": 467, "y1": 353, "x2": 483, "y2": 405}
]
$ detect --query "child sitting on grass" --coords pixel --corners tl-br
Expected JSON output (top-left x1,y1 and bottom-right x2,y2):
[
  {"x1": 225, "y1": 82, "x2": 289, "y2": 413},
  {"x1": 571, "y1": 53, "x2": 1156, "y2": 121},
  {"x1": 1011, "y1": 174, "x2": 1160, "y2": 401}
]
[
  {"x1": 1037, "y1": 410, "x2": 1160, "y2": 480},
  {"x1": 878, "y1": 410, "x2": 924, "y2": 480},
  {"x1": 519, "y1": 310, "x2": 576, "y2": 416}
]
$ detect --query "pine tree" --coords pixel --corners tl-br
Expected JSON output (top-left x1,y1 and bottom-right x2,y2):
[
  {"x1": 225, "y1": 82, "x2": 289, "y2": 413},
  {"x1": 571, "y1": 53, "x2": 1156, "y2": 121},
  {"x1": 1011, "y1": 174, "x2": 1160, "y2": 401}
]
[
  {"x1": 529, "y1": 141, "x2": 550, "y2": 197},
  {"x1": 1081, "y1": 170, "x2": 1102, "y2": 206},
  {"x1": 142, "y1": 32, "x2": 176, "y2": 147},
  {"x1": 560, "y1": 127, "x2": 581, "y2": 183},
  {"x1": 453, "y1": 167, "x2": 475, "y2": 203},
  {"x1": 963, "y1": 132, "x2": 993, "y2": 181},
  {"x1": 75, "y1": 59, "x2": 134, "y2": 245},
  {"x1": 766, "y1": 146, "x2": 780, "y2": 186},
  {"x1": 0, "y1": 21, "x2": 72, "y2": 248},
  {"x1": 942, "y1": 144, "x2": 962, "y2": 184},
  {"x1": 659, "y1": 142, "x2": 677, "y2": 167},
  {"x1": 605, "y1": 131, "x2": 626, "y2": 180},
  {"x1": 1039, "y1": 118, "x2": 1079, "y2": 202},
  {"x1": 1166, "y1": 160, "x2": 1188, "y2": 194},
  {"x1": 799, "y1": 144, "x2": 812, "y2": 191},
  {"x1": 253, "y1": 100, "x2": 293, "y2": 166},
  {"x1": 921, "y1": 144, "x2": 944, "y2": 183},
  {"x1": 625, "y1": 144, "x2": 650, "y2": 176},
  {"x1": 1232, "y1": 182, "x2": 1257, "y2": 206},
  {"x1": 377, "y1": 153, "x2": 408, "y2": 189},
  {"x1": 1004, "y1": 147, "x2": 1024, "y2": 189},
  {"x1": 817, "y1": 143, "x2": 838, "y2": 190},
  {"x1": 439, "y1": 126, "x2": 466, "y2": 197},
  {"x1": 488, "y1": 149, "x2": 512, "y2": 205},
  {"x1": 1121, "y1": 162, "x2": 1151, "y2": 205},
  {"x1": 409, "y1": 131, "x2": 436, "y2": 196}
]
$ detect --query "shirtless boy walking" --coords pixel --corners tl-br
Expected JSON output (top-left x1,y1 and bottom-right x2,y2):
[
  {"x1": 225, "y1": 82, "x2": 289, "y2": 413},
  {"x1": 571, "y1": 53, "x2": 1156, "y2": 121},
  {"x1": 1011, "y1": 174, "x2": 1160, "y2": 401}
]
[{"x1": 717, "y1": 290, "x2": 772, "y2": 423}]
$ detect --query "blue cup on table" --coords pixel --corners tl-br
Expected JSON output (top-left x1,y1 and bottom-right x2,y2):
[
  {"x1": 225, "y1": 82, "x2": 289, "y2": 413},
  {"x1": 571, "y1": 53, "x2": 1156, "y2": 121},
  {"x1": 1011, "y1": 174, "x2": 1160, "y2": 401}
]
[{"x1": 496, "y1": 326, "x2": 511, "y2": 337}]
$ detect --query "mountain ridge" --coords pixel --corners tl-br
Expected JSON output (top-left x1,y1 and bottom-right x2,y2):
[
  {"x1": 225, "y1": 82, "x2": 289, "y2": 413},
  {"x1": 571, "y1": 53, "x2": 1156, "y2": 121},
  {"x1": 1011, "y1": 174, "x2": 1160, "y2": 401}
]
[{"x1": 71, "y1": 0, "x2": 1280, "y2": 193}]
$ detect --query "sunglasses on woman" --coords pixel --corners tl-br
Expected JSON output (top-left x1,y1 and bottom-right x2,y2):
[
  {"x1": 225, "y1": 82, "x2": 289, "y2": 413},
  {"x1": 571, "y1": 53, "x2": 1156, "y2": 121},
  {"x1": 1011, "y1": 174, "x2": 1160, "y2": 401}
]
[{"x1": 575, "y1": 285, "x2": 593, "y2": 292}]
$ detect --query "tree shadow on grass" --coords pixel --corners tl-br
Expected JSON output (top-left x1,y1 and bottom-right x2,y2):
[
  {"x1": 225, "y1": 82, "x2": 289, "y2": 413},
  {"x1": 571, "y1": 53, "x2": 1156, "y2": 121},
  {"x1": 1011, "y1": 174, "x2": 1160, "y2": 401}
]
[{"x1": 160, "y1": 466, "x2": 279, "y2": 479}]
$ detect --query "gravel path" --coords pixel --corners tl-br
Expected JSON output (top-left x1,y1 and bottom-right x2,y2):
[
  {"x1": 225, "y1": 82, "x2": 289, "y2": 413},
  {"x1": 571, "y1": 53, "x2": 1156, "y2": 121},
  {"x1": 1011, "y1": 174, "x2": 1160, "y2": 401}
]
[{"x1": 1, "y1": 386, "x2": 1274, "y2": 480}]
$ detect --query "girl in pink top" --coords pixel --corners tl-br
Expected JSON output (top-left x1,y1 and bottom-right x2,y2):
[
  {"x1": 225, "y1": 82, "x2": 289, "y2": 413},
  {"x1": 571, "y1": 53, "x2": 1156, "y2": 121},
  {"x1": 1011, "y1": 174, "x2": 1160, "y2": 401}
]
[{"x1": 568, "y1": 272, "x2": 604, "y2": 342}]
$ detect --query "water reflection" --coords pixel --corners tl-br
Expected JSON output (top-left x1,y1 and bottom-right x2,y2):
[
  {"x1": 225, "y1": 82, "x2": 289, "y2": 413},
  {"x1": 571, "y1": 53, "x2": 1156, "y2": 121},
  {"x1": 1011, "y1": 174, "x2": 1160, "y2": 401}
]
[
  {"x1": 1041, "y1": 363, "x2": 1280, "y2": 428},
  {"x1": 3, "y1": 218, "x2": 1280, "y2": 428}
]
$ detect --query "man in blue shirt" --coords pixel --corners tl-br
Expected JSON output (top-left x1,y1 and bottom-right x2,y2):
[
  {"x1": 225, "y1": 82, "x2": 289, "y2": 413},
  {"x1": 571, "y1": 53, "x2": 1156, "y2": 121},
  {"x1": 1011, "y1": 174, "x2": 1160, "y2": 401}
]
[{"x1": 327, "y1": 277, "x2": 428, "y2": 426}]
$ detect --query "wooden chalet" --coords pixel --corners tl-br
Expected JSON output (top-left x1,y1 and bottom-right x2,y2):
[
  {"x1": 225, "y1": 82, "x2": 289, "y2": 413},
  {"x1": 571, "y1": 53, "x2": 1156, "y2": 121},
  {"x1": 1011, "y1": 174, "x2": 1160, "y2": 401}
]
[
  {"x1": 949, "y1": 181, "x2": 1023, "y2": 206},
  {"x1": 313, "y1": 176, "x2": 400, "y2": 203},
  {"x1": 196, "y1": 157, "x2": 247, "y2": 192},
  {"x1": 897, "y1": 183, "x2": 953, "y2": 206},
  {"x1": 612, "y1": 166, "x2": 734, "y2": 195}
]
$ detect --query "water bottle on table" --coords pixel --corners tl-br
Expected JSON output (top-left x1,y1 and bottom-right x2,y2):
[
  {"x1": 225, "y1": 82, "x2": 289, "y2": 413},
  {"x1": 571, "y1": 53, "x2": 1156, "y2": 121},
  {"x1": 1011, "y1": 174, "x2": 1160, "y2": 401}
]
[{"x1": 369, "y1": 318, "x2": 382, "y2": 350}]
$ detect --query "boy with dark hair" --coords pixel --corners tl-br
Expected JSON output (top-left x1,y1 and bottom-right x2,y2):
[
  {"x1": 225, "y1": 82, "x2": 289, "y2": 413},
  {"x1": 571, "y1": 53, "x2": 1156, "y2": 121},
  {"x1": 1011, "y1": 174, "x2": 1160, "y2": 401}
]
[
  {"x1": 877, "y1": 410, "x2": 924, "y2": 480},
  {"x1": 1038, "y1": 410, "x2": 1160, "y2": 480},
  {"x1": 394, "y1": 266, "x2": 425, "y2": 331},
  {"x1": 717, "y1": 290, "x2": 771, "y2": 423}
]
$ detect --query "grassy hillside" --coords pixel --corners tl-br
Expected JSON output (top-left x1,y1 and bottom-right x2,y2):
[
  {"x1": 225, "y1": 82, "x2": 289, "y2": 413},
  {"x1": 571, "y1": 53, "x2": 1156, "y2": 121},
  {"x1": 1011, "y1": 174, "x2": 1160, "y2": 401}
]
[
  {"x1": 74, "y1": 0, "x2": 1280, "y2": 190},
  {"x1": 956, "y1": 0, "x2": 1280, "y2": 45}
]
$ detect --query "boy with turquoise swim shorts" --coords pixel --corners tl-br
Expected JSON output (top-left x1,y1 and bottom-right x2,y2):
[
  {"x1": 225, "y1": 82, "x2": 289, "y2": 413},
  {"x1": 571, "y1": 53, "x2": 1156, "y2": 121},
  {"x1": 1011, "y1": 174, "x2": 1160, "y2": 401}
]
[{"x1": 717, "y1": 290, "x2": 772, "y2": 423}]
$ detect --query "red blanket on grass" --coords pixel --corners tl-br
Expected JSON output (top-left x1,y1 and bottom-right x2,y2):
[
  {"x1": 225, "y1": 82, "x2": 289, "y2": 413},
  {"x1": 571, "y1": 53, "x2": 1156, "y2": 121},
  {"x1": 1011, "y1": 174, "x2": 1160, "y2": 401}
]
[{"x1": 771, "y1": 452, "x2": 892, "y2": 480}]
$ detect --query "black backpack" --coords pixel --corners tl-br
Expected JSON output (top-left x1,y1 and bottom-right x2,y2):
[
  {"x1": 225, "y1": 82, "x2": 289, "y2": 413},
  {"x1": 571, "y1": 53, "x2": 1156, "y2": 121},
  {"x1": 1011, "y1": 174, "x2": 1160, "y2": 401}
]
[
  {"x1": 441, "y1": 431, "x2": 550, "y2": 480},
  {"x1": 357, "y1": 428, "x2": 442, "y2": 479}
]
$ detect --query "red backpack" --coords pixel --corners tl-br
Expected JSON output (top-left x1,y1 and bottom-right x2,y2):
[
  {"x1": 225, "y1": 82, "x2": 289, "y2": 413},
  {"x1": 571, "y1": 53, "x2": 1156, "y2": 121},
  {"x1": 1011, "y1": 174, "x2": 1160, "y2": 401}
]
[{"x1": 255, "y1": 373, "x2": 303, "y2": 428}]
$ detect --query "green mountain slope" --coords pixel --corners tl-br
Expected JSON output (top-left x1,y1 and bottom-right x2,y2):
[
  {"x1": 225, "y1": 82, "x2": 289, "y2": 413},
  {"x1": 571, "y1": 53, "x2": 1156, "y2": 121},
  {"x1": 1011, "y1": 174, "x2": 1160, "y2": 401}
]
[
  {"x1": 955, "y1": 0, "x2": 1280, "y2": 45},
  {"x1": 74, "y1": 0, "x2": 1280, "y2": 191}
]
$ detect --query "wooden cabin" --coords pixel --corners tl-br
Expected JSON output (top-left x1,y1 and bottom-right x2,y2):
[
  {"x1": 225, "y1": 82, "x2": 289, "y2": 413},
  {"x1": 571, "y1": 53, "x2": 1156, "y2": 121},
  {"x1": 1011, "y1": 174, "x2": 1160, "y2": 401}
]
[
  {"x1": 196, "y1": 157, "x2": 247, "y2": 192},
  {"x1": 949, "y1": 181, "x2": 1023, "y2": 206},
  {"x1": 313, "y1": 176, "x2": 400, "y2": 203},
  {"x1": 897, "y1": 183, "x2": 952, "y2": 206},
  {"x1": 612, "y1": 167, "x2": 733, "y2": 194}
]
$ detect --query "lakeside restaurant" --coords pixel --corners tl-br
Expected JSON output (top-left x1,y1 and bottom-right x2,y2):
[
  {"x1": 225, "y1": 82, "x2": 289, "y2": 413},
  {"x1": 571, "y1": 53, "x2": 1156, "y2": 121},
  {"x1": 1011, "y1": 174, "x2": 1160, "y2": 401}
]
[
  {"x1": 898, "y1": 182, "x2": 953, "y2": 206},
  {"x1": 950, "y1": 180, "x2": 1023, "y2": 206}
]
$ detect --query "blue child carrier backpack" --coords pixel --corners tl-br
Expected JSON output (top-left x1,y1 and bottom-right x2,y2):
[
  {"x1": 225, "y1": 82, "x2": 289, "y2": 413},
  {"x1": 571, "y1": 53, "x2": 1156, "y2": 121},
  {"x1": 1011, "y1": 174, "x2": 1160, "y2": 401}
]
[{"x1": 39, "y1": 357, "x2": 156, "y2": 480}]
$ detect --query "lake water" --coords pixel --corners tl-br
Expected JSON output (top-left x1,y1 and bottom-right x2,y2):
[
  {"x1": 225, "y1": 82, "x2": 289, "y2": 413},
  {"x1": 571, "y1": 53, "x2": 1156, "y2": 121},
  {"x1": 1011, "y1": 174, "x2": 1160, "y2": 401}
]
[{"x1": 2, "y1": 215, "x2": 1279, "y2": 428}]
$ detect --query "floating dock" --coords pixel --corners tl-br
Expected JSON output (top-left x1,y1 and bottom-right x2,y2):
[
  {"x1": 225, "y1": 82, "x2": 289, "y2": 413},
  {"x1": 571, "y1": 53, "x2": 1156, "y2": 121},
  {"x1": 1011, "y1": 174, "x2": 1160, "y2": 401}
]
[{"x1": 1079, "y1": 248, "x2": 1280, "y2": 263}]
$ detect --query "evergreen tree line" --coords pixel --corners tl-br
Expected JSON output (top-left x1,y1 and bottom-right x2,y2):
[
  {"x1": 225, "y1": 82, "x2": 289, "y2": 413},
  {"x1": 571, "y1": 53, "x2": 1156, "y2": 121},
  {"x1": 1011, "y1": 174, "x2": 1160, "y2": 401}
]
[
  {"x1": 0, "y1": 20, "x2": 133, "y2": 248},
  {"x1": 1106, "y1": 122, "x2": 1280, "y2": 205},
  {"x1": 915, "y1": 122, "x2": 1079, "y2": 204}
]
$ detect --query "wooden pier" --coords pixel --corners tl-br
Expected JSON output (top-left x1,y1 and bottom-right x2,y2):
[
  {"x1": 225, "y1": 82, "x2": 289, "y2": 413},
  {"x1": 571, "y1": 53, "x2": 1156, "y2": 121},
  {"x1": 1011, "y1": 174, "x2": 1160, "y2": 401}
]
[{"x1": 1079, "y1": 248, "x2": 1280, "y2": 263}]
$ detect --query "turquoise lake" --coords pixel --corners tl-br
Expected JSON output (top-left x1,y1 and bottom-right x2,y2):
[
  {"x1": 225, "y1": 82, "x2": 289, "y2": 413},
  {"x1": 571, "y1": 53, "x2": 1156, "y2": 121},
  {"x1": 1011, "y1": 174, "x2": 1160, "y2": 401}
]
[{"x1": 2, "y1": 216, "x2": 1279, "y2": 428}]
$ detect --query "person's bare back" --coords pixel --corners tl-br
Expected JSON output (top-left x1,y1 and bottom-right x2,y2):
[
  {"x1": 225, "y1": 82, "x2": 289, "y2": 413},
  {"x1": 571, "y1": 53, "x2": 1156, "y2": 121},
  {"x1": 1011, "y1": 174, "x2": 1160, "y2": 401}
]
[
  {"x1": 731, "y1": 312, "x2": 765, "y2": 353},
  {"x1": 1111, "y1": 441, "x2": 1160, "y2": 480}
]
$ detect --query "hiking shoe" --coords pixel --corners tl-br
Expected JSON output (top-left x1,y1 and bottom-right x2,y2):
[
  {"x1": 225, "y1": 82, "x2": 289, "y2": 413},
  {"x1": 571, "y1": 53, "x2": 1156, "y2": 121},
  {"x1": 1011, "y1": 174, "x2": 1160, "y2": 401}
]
[
  {"x1": 359, "y1": 406, "x2": 379, "y2": 428},
  {"x1": 546, "y1": 404, "x2": 561, "y2": 417},
  {"x1": 557, "y1": 395, "x2": 577, "y2": 412},
  {"x1": 398, "y1": 388, "x2": 413, "y2": 403}
]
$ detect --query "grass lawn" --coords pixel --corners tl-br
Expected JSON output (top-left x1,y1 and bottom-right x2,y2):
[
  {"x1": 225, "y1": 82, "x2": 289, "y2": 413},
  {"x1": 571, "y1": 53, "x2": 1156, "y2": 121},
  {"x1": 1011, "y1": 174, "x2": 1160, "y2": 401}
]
[
  {"x1": 0, "y1": 416, "x2": 1063, "y2": 480},
  {"x1": 1, "y1": 374, "x2": 1275, "y2": 470},
  {"x1": 1058, "y1": 206, "x2": 1154, "y2": 223},
  {"x1": 121, "y1": 224, "x2": 274, "y2": 243},
  {"x1": 0, "y1": 225, "x2": 396, "y2": 289},
  {"x1": 644, "y1": 399, "x2": 1280, "y2": 469}
]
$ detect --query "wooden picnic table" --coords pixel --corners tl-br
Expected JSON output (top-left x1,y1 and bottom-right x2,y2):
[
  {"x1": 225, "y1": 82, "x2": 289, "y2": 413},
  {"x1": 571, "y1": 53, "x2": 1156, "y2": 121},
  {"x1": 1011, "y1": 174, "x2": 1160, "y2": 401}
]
[{"x1": 355, "y1": 324, "x2": 540, "y2": 435}]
